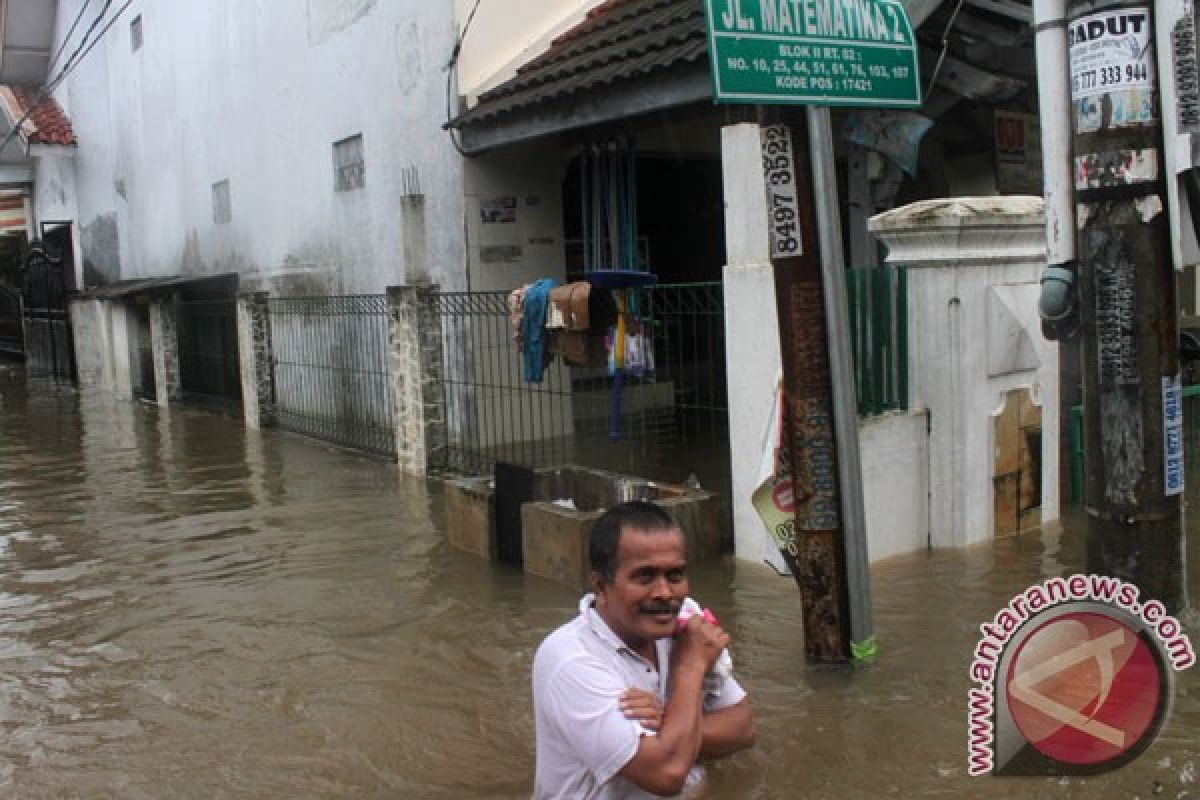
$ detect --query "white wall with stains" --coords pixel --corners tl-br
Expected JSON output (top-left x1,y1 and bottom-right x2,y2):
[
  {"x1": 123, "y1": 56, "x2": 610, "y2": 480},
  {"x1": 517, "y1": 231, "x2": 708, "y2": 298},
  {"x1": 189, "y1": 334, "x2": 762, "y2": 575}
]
[{"x1": 39, "y1": 0, "x2": 467, "y2": 294}]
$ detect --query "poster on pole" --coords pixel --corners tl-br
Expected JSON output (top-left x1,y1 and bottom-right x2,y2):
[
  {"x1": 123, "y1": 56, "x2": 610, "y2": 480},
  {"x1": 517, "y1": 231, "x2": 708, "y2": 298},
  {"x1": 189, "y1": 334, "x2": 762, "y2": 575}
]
[{"x1": 1069, "y1": 7, "x2": 1156, "y2": 132}]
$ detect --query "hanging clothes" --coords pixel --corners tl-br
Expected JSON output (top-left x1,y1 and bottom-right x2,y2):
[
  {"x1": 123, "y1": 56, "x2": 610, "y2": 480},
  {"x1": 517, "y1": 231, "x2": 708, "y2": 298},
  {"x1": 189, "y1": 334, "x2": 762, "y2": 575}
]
[{"x1": 521, "y1": 278, "x2": 558, "y2": 383}]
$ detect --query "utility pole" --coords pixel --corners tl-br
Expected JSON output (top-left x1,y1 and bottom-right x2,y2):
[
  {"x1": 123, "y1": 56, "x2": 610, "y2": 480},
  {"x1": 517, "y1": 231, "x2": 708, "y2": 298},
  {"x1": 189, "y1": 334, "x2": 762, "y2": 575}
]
[
  {"x1": 756, "y1": 108, "x2": 872, "y2": 663},
  {"x1": 1066, "y1": 0, "x2": 1186, "y2": 611}
]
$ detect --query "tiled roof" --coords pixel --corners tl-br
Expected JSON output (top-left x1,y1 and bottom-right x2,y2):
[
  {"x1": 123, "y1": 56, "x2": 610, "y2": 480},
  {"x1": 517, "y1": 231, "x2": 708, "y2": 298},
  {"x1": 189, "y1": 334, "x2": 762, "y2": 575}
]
[
  {"x1": 0, "y1": 85, "x2": 77, "y2": 147},
  {"x1": 450, "y1": 0, "x2": 708, "y2": 128}
]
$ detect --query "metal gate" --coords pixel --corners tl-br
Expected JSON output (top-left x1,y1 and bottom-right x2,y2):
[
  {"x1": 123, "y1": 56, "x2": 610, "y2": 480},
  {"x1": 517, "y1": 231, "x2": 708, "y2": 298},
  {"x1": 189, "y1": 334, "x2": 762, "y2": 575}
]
[
  {"x1": 267, "y1": 295, "x2": 395, "y2": 457},
  {"x1": 0, "y1": 284, "x2": 21, "y2": 358},
  {"x1": 21, "y1": 242, "x2": 74, "y2": 382},
  {"x1": 177, "y1": 298, "x2": 241, "y2": 413},
  {"x1": 426, "y1": 282, "x2": 731, "y2": 493}
]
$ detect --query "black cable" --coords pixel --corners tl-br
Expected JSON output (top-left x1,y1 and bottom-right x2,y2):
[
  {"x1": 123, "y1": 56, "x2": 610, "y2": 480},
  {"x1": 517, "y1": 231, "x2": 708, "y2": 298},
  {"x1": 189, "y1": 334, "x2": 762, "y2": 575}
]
[
  {"x1": 47, "y1": 0, "x2": 132, "y2": 95},
  {"x1": 0, "y1": 0, "x2": 131, "y2": 155},
  {"x1": 45, "y1": 0, "x2": 120, "y2": 92},
  {"x1": 46, "y1": 0, "x2": 95, "y2": 78},
  {"x1": 445, "y1": 0, "x2": 484, "y2": 156}
]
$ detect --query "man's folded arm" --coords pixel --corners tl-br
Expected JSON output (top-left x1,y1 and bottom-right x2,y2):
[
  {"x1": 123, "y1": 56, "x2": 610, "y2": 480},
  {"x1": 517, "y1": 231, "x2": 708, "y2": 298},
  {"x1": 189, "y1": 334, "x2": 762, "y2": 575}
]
[
  {"x1": 700, "y1": 698, "x2": 755, "y2": 758},
  {"x1": 617, "y1": 665, "x2": 708, "y2": 796}
]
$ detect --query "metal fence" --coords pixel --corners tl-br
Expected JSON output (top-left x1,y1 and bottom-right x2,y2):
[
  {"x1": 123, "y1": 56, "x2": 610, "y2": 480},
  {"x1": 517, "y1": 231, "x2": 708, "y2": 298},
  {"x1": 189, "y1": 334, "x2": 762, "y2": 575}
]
[
  {"x1": 22, "y1": 244, "x2": 74, "y2": 382},
  {"x1": 846, "y1": 265, "x2": 908, "y2": 416},
  {"x1": 0, "y1": 285, "x2": 21, "y2": 357},
  {"x1": 267, "y1": 295, "x2": 395, "y2": 457},
  {"x1": 426, "y1": 282, "x2": 730, "y2": 494},
  {"x1": 432, "y1": 290, "x2": 574, "y2": 475},
  {"x1": 177, "y1": 299, "x2": 241, "y2": 413}
]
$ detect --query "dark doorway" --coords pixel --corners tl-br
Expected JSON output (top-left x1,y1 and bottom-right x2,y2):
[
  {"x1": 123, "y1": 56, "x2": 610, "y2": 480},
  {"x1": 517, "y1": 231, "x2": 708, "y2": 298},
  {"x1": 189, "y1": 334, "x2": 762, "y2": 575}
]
[
  {"x1": 22, "y1": 230, "x2": 76, "y2": 383},
  {"x1": 128, "y1": 301, "x2": 156, "y2": 402},
  {"x1": 563, "y1": 154, "x2": 726, "y2": 284},
  {"x1": 176, "y1": 277, "x2": 241, "y2": 414},
  {"x1": 0, "y1": 234, "x2": 25, "y2": 359}
]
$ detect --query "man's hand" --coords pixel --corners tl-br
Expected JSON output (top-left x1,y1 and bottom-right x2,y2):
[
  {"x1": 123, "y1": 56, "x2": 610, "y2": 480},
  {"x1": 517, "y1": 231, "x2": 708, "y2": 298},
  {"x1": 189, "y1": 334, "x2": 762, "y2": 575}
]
[
  {"x1": 670, "y1": 614, "x2": 730, "y2": 677},
  {"x1": 619, "y1": 689, "x2": 663, "y2": 732}
]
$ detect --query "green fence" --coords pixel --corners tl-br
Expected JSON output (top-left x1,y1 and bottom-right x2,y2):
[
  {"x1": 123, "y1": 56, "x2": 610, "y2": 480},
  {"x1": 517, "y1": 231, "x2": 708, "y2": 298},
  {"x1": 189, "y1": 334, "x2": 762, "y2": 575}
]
[
  {"x1": 846, "y1": 265, "x2": 908, "y2": 416},
  {"x1": 1069, "y1": 385, "x2": 1200, "y2": 505}
]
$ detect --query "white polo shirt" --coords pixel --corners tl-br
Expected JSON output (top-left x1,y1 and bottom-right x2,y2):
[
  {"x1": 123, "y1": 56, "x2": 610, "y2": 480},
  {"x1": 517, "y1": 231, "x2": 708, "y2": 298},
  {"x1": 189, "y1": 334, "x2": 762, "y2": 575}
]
[{"x1": 532, "y1": 594, "x2": 747, "y2": 800}]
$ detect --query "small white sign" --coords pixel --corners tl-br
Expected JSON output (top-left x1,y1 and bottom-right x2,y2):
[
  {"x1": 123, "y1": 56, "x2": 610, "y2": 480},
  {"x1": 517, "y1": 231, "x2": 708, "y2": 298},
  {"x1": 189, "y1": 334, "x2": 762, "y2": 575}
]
[
  {"x1": 1163, "y1": 373, "x2": 1185, "y2": 496},
  {"x1": 1069, "y1": 7, "x2": 1154, "y2": 100},
  {"x1": 760, "y1": 125, "x2": 802, "y2": 259}
]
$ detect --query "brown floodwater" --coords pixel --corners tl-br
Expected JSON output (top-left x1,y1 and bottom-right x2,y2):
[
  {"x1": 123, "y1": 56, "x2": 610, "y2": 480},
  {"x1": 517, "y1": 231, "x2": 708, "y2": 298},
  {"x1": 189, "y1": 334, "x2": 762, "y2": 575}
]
[{"x1": 0, "y1": 361, "x2": 1197, "y2": 799}]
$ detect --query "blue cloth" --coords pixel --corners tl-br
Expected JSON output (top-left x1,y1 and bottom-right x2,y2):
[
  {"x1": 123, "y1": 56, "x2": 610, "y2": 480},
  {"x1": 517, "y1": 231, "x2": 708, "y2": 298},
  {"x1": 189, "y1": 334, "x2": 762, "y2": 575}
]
[{"x1": 522, "y1": 278, "x2": 558, "y2": 383}]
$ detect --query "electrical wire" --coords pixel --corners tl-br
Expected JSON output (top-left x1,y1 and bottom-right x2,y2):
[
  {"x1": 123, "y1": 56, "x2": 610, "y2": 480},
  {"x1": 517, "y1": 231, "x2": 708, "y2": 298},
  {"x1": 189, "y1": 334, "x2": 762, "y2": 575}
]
[
  {"x1": 445, "y1": 0, "x2": 484, "y2": 156},
  {"x1": 46, "y1": 0, "x2": 95, "y2": 78},
  {"x1": 924, "y1": 0, "x2": 966, "y2": 99},
  {"x1": 0, "y1": 0, "x2": 131, "y2": 156}
]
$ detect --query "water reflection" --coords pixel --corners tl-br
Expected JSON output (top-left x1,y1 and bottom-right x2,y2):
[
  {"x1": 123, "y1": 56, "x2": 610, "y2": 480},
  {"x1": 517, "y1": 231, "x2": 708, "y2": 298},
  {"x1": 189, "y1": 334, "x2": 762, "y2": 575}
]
[{"x1": 0, "y1": 362, "x2": 1196, "y2": 798}]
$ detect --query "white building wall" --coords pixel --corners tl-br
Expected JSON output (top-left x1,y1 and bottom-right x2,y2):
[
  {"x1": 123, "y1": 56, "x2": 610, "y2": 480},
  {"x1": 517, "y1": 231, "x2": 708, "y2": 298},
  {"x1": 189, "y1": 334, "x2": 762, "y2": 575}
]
[
  {"x1": 31, "y1": 153, "x2": 83, "y2": 286},
  {"x1": 42, "y1": 0, "x2": 466, "y2": 294},
  {"x1": 463, "y1": 142, "x2": 569, "y2": 291}
]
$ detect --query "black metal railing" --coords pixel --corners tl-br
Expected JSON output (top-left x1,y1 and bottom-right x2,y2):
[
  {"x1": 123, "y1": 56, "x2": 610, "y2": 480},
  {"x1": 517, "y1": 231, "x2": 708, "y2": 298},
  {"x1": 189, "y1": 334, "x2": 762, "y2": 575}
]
[
  {"x1": 21, "y1": 244, "x2": 74, "y2": 382},
  {"x1": 432, "y1": 290, "x2": 575, "y2": 474},
  {"x1": 267, "y1": 295, "x2": 395, "y2": 457},
  {"x1": 177, "y1": 298, "x2": 241, "y2": 413},
  {"x1": 425, "y1": 282, "x2": 731, "y2": 496},
  {"x1": 0, "y1": 285, "x2": 22, "y2": 358}
]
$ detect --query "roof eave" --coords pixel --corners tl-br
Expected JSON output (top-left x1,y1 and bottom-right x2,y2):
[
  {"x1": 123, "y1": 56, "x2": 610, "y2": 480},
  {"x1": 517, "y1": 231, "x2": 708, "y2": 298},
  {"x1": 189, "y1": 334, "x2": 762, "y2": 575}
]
[
  {"x1": 27, "y1": 141, "x2": 75, "y2": 157},
  {"x1": 457, "y1": 61, "x2": 713, "y2": 155}
]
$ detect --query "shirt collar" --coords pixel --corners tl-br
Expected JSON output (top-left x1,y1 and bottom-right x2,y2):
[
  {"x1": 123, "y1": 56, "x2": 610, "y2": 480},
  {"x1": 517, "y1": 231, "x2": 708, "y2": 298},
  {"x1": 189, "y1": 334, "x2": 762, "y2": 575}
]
[{"x1": 579, "y1": 592, "x2": 633, "y2": 654}]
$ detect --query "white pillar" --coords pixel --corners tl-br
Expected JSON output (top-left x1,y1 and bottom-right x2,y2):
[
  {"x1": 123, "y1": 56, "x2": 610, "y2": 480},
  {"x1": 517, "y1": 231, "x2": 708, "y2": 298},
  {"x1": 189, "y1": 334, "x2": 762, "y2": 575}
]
[
  {"x1": 870, "y1": 197, "x2": 1060, "y2": 547},
  {"x1": 721, "y1": 124, "x2": 785, "y2": 566}
]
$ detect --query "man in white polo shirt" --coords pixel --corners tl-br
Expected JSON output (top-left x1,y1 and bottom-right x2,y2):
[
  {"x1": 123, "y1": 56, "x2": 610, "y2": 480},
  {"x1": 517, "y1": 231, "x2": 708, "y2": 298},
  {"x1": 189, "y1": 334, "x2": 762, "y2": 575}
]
[{"x1": 532, "y1": 502, "x2": 755, "y2": 799}]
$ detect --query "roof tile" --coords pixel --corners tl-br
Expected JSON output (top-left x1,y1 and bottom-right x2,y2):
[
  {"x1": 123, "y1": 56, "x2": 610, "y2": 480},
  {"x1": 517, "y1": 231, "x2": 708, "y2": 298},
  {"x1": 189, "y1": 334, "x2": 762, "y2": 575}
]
[
  {"x1": 452, "y1": 0, "x2": 707, "y2": 128},
  {"x1": 4, "y1": 85, "x2": 77, "y2": 147}
]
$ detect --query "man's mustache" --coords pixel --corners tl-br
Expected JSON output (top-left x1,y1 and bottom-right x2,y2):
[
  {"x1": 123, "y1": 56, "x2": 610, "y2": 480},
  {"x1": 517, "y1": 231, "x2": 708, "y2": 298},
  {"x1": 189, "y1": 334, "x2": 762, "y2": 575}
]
[{"x1": 639, "y1": 602, "x2": 682, "y2": 615}]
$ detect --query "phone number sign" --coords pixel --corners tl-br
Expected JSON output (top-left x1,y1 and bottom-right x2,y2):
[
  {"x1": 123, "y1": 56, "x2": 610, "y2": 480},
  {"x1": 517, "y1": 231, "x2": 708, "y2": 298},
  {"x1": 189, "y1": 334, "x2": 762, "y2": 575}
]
[{"x1": 703, "y1": 0, "x2": 922, "y2": 107}]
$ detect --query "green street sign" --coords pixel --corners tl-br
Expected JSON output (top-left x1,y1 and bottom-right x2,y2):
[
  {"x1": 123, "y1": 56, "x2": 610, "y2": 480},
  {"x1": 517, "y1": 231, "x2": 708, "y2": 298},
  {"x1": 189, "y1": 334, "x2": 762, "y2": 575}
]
[{"x1": 703, "y1": 0, "x2": 922, "y2": 108}]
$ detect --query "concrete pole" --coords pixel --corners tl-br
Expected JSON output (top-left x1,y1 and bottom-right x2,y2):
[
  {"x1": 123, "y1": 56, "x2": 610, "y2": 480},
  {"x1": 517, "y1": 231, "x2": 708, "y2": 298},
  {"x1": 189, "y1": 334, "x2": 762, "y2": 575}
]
[{"x1": 1068, "y1": 0, "x2": 1186, "y2": 611}]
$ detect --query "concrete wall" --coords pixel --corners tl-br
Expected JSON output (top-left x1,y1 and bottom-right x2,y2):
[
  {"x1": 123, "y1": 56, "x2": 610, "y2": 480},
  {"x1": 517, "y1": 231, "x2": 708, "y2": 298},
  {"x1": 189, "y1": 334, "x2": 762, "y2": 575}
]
[
  {"x1": 68, "y1": 298, "x2": 109, "y2": 388},
  {"x1": 870, "y1": 197, "x2": 1060, "y2": 548},
  {"x1": 31, "y1": 154, "x2": 84, "y2": 288},
  {"x1": 859, "y1": 410, "x2": 929, "y2": 561},
  {"x1": 41, "y1": 0, "x2": 466, "y2": 294},
  {"x1": 69, "y1": 296, "x2": 133, "y2": 397},
  {"x1": 464, "y1": 142, "x2": 570, "y2": 292}
]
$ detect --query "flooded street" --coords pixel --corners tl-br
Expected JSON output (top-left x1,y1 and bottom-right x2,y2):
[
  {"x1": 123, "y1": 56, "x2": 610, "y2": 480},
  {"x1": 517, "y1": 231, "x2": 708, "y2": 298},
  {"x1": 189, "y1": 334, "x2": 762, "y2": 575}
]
[{"x1": 0, "y1": 361, "x2": 1197, "y2": 799}]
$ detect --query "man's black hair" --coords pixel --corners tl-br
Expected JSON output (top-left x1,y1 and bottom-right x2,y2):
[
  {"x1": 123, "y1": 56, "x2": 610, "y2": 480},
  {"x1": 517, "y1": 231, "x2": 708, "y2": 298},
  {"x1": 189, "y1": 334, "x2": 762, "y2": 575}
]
[{"x1": 589, "y1": 501, "x2": 679, "y2": 583}]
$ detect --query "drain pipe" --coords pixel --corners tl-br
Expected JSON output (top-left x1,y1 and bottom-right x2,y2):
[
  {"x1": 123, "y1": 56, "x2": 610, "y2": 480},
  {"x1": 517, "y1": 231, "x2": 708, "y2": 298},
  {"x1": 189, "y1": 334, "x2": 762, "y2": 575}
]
[{"x1": 1034, "y1": 0, "x2": 1078, "y2": 339}]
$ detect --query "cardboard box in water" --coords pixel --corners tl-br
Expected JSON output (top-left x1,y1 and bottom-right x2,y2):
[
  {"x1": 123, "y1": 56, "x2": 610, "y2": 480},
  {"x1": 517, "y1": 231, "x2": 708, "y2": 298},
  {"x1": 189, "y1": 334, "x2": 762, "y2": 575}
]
[{"x1": 444, "y1": 465, "x2": 722, "y2": 589}]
